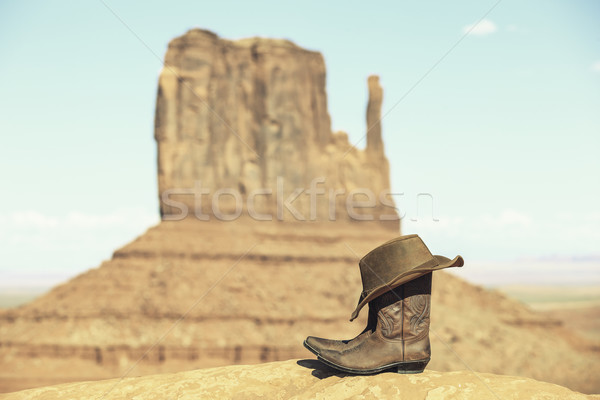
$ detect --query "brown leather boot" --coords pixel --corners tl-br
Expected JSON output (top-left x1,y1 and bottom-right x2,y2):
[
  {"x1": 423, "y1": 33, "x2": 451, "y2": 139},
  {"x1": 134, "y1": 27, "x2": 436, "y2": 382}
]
[
  {"x1": 303, "y1": 235, "x2": 463, "y2": 374},
  {"x1": 317, "y1": 273, "x2": 432, "y2": 374}
]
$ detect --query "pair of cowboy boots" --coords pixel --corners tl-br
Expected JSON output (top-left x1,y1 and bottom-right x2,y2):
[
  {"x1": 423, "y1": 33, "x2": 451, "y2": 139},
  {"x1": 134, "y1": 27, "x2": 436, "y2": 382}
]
[{"x1": 304, "y1": 235, "x2": 463, "y2": 374}]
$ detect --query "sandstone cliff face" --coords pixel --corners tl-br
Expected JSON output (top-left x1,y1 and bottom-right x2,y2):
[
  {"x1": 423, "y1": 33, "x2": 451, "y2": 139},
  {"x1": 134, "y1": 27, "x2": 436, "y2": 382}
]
[
  {"x1": 2, "y1": 360, "x2": 595, "y2": 400},
  {"x1": 155, "y1": 29, "x2": 395, "y2": 223}
]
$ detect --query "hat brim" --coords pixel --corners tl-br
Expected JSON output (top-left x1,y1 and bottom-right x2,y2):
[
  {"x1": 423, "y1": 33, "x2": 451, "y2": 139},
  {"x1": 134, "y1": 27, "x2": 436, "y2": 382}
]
[{"x1": 349, "y1": 254, "x2": 464, "y2": 321}]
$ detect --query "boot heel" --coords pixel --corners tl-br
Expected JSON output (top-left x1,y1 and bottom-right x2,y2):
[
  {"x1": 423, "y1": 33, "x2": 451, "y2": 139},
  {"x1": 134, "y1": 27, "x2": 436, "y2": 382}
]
[{"x1": 395, "y1": 359, "x2": 429, "y2": 374}]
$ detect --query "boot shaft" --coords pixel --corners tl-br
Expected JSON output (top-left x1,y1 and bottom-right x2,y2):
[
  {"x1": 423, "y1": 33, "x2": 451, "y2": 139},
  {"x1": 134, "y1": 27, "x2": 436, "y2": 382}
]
[{"x1": 375, "y1": 273, "x2": 432, "y2": 344}]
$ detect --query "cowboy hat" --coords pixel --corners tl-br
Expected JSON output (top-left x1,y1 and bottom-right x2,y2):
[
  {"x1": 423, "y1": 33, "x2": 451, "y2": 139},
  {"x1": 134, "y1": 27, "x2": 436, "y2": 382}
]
[{"x1": 350, "y1": 234, "x2": 463, "y2": 321}]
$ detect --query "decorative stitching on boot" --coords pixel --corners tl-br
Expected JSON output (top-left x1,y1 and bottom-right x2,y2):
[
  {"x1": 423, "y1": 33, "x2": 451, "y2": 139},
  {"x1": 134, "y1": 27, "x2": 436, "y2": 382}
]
[
  {"x1": 379, "y1": 309, "x2": 393, "y2": 337},
  {"x1": 405, "y1": 294, "x2": 430, "y2": 341},
  {"x1": 379, "y1": 302, "x2": 403, "y2": 339}
]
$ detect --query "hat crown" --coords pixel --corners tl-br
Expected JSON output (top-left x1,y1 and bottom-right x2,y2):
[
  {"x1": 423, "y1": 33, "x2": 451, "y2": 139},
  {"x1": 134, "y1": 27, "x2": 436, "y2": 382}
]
[
  {"x1": 358, "y1": 234, "x2": 436, "y2": 296},
  {"x1": 350, "y1": 235, "x2": 463, "y2": 321}
]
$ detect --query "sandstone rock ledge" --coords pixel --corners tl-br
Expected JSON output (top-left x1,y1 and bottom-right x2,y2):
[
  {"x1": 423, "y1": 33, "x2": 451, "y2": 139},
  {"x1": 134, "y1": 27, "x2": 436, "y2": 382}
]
[{"x1": 2, "y1": 359, "x2": 596, "y2": 400}]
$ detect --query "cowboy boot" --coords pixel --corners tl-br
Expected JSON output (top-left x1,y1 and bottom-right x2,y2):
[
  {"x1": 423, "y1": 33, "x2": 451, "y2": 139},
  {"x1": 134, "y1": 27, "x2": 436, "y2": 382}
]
[
  {"x1": 303, "y1": 235, "x2": 462, "y2": 373},
  {"x1": 317, "y1": 272, "x2": 432, "y2": 374}
]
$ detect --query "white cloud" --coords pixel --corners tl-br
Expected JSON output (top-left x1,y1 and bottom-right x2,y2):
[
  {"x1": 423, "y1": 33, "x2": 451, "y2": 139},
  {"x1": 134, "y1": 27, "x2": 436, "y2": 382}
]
[
  {"x1": 591, "y1": 61, "x2": 600, "y2": 73},
  {"x1": 11, "y1": 211, "x2": 59, "y2": 228},
  {"x1": 463, "y1": 19, "x2": 498, "y2": 36},
  {"x1": 478, "y1": 209, "x2": 533, "y2": 229}
]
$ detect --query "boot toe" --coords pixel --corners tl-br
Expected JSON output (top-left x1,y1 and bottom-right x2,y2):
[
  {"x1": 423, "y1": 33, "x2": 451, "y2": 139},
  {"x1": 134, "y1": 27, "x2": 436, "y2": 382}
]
[{"x1": 304, "y1": 336, "x2": 333, "y2": 355}]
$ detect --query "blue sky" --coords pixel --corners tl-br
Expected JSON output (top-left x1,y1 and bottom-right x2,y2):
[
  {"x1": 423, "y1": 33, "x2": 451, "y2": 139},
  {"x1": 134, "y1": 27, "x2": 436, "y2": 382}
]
[{"x1": 0, "y1": 0, "x2": 599, "y2": 287}]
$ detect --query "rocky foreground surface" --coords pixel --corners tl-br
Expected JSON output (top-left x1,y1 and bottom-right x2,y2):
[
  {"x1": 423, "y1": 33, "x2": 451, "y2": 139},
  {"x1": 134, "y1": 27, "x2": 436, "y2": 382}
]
[{"x1": 2, "y1": 359, "x2": 597, "y2": 400}]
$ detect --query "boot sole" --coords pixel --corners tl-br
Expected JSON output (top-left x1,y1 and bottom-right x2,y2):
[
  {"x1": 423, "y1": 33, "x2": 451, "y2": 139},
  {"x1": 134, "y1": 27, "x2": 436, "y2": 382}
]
[{"x1": 316, "y1": 355, "x2": 430, "y2": 375}]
